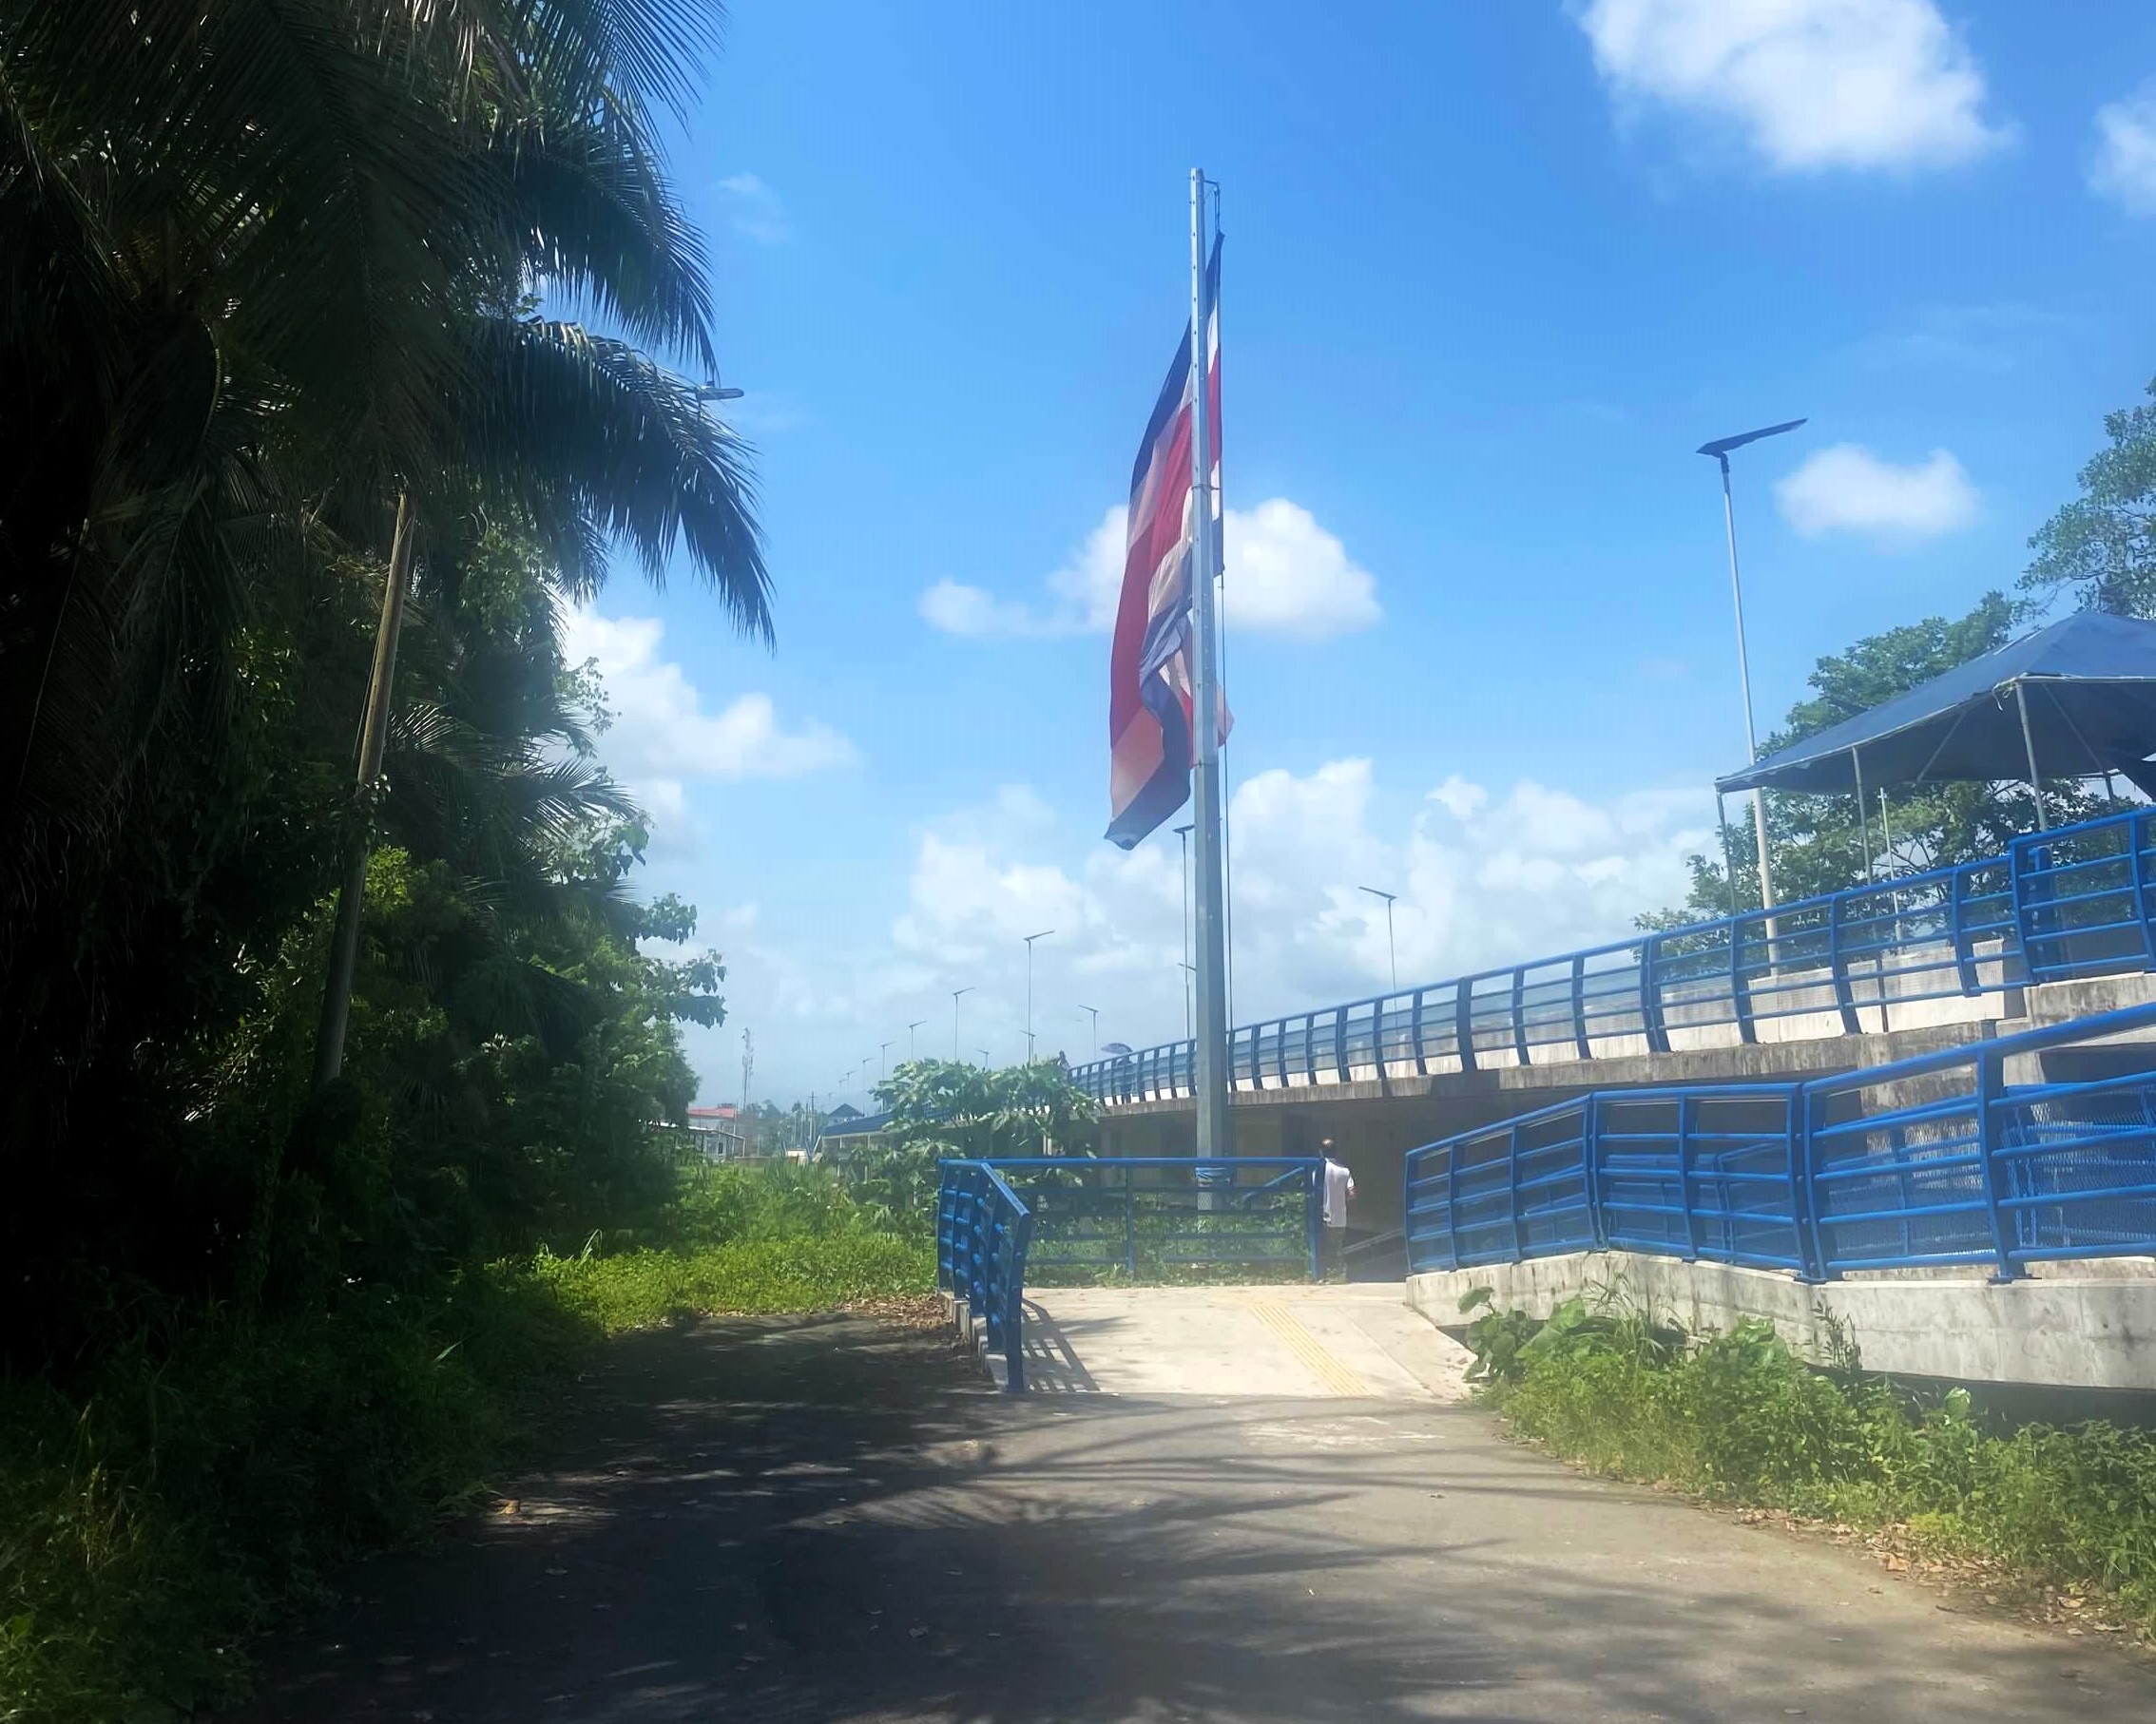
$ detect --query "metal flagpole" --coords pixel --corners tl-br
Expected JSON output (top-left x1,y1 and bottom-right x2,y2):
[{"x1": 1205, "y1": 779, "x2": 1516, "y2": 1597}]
[{"x1": 1186, "y1": 167, "x2": 1233, "y2": 1158}]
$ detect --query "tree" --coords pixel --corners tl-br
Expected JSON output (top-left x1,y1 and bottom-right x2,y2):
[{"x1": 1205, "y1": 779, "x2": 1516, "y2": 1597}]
[
  {"x1": 1, "y1": 0, "x2": 766, "y2": 1129},
  {"x1": 2022, "y1": 374, "x2": 2156, "y2": 618},
  {"x1": 0, "y1": 1, "x2": 771, "y2": 1359},
  {"x1": 847, "y1": 1060, "x2": 1100, "y2": 1234},
  {"x1": 1646, "y1": 593, "x2": 2110, "y2": 927}
]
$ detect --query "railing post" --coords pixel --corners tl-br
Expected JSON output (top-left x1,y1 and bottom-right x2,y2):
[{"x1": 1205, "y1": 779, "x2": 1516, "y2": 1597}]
[
  {"x1": 1784, "y1": 1086, "x2": 1823, "y2": 1282},
  {"x1": 1950, "y1": 864, "x2": 1981, "y2": 995},
  {"x1": 1247, "y1": 1024, "x2": 1263, "y2": 1090},
  {"x1": 1334, "y1": 1007, "x2": 1349, "y2": 1083},
  {"x1": 1507, "y1": 1121, "x2": 1525, "y2": 1261},
  {"x1": 1303, "y1": 1013, "x2": 1317, "y2": 1084},
  {"x1": 1004, "y1": 1205, "x2": 1031, "y2": 1392},
  {"x1": 1730, "y1": 919, "x2": 1757, "y2": 1044},
  {"x1": 1800, "y1": 1087, "x2": 1836, "y2": 1281},
  {"x1": 1974, "y1": 1044, "x2": 2024, "y2": 1282},
  {"x1": 1582, "y1": 1097, "x2": 1606, "y2": 1250},
  {"x1": 1571, "y1": 955, "x2": 1591, "y2": 1062},
  {"x1": 1827, "y1": 894, "x2": 1861, "y2": 1034},
  {"x1": 1443, "y1": 1143, "x2": 1462, "y2": 1271},
  {"x1": 2133, "y1": 812, "x2": 2156, "y2": 967},
  {"x1": 1511, "y1": 966, "x2": 1530, "y2": 1065},
  {"x1": 1639, "y1": 938, "x2": 1670, "y2": 1055},
  {"x1": 1455, "y1": 978, "x2": 1477, "y2": 1073},
  {"x1": 1275, "y1": 1019, "x2": 1289, "y2": 1087},
  {"x1": 1675, "y1": 1094, "x2": 1699, "y2": 1261},
  {"x1": 1306, "y1": 1164, "x2": 1322, "y2": 1281},
  {"x1": 1412, "y1": 988, "x2": 1430, "y2": 1076}
]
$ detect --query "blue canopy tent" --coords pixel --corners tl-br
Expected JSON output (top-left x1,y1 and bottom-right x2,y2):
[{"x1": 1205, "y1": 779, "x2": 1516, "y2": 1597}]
[{"x1": 1715, "y1": 611, "x2": 2156, "y2": 832}]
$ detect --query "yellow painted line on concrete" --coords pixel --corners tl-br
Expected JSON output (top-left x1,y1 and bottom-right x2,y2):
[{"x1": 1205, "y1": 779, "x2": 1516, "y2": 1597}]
[{"x1": 1246, "y1": 1301, "x2": 1370, "y2": 1398}]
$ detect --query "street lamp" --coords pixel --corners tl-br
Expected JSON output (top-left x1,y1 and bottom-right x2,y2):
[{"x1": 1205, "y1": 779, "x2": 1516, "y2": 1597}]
[
  {"x1": 1180, "y1": 960, "x2": 1197, "y2": 1042},
  {"x1": 907, "y1": 1019, "x2": 924, "y2": 1061},
  {"x1": 952, "y1": 986, "x2": 973, "y2": 1060},
  {"x1": 1698, "y1": 417, "x2": 1806, "y2": 920},
  {"x1": 879, "y1": 1041, "x2": 893, "y2": 1082},
  {"x1": 1358, "y1": 886, "x2": 1399, "y2": 989},
  {"x1": 1079, "y1": 1005, "x2": 1100, "y2": 1060},
  {"x1": 1022, "y1": 929, "x2": 1054, "y2": 1064}
]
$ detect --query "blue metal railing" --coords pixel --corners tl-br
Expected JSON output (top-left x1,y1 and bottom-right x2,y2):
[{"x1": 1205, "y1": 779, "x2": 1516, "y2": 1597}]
[
  {"x1": 988, "y1": 1156, "x2": 1324, "y2": 1281},
  {"x1": 936, "y1": 1157, "x2": 1327, "y2": 1391},
  {"x1": 1403, "y1": 1001, "x2": 2156, "y2": 1282},
  {"x1": 1073, "y1": 806, "x2": 2156, "y2": 1103},
  {"x1": 937, "y1": 1160, "x2": 1033, "y2": 1392}
]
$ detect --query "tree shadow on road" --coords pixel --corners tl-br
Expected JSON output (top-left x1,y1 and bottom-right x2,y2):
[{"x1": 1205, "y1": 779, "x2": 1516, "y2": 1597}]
[{"x1": 229, "y1": 1313, "x2": 2150, "y2": 1724}]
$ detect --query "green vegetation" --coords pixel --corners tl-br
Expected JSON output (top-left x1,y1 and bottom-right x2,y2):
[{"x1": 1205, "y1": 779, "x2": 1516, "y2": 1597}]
[
  {"x1": 1460, "y1": 1286, "x2": 2156, "y2": 1641},
  {"x1": 1, "y1": 1164, "x2": 929, "y2": 1720},
  {"x1": 852, "y1": 1058, "x2": 1101, "y2": 1234},
  {"x1": 0, "y1": 4, "x2": 806, "y2": 1714}
]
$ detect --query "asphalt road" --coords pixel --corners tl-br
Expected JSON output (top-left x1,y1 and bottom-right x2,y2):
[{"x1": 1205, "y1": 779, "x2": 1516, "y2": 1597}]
[{"x1": 230, "y1": 1309, "x2": 2156, "y2": 1723}]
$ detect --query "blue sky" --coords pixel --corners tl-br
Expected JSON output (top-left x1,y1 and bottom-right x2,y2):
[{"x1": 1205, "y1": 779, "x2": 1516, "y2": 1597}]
[{"x1": 568, "y1": 1, "x2": 2156, "y2": 1107}]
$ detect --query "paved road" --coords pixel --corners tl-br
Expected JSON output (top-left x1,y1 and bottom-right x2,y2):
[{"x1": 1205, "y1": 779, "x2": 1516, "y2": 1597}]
[{"x1": 233, "y1": 1298, "x2": 2156, "y2": 1723}]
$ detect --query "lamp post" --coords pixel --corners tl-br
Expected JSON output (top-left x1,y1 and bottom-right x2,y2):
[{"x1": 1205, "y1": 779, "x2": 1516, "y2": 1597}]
[
  {"x1": 1698, "y1": 418, "x2": 1806, "y2": 923},
  {"x1": 1022, "y1": 929, "x2": 1054, "y2": 1064},
  {"x1": 879, "y1": 1041, "x2": 893, "y2": 1082},
  {"x1": 1079, "y1": 1005, "x2": 1100, "y2": 1060},
  {"x1": 952, "y1": 986, "x2": 973, "y2": 1060},
  {"x1": 1358, "y1": 886, "x2": 1399, "y2": 989},
  {"x1": 906, "y1": 1020, "x2": 924, "y2": 1061}
]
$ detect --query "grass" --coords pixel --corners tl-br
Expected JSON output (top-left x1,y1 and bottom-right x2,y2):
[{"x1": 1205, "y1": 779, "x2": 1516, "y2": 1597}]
[
  {"x1": 1461, "y1": 1284, "x2": 2156, "y2": 1643},
  {"x1": 533, "y1": 1232, "x2": 934, "y2": 1330},
  {"x1": 0, "y1": 1164, "x2": 932, "y2": 1722}
]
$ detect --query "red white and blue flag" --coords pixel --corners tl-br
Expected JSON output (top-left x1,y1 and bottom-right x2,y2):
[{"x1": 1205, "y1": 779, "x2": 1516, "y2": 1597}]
[{"x1": 1107, "y1": 237, "x2": 1227, "y2": 849}]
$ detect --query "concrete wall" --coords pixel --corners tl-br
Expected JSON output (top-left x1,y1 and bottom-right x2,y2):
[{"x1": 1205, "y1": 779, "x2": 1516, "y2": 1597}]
[{"x1": 1405, "y1": 1251, "x2": 2156, "y2": 1392}]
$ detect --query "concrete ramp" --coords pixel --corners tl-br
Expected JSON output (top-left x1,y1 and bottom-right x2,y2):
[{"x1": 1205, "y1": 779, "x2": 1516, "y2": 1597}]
[{"x1": 1012, "y1": 1283, "x2": 1473, "y2": 1400}]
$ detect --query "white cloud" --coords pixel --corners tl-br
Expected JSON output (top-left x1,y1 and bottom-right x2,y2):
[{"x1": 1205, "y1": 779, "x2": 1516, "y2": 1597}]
[
  {"x1": 1772, "y1": 443, "x2": 1978, "y2": 541},
  {"x1": 689, "y1": 760, "x2": 1723, "y2": 1098},
  {"x1": 559, "y1": 609, "x2": 855, "y2": 848},
  {"x1": 860, "y1": 763, "x2": 1711, "y2": 1064},
  {"x1": 2091, "y1": 87, "x2": 2156, "y2": 215},
  {"x1": 917, "y1": 498, "x2": 1378, "y2": 641},
  {"x1": 719, "y1": 172, "x2": 790, "y2": 244},
  {"x1": 1576, "y1": 0, "x2": 2007, "y2": 173},
  {"x1": 1224, "y1": 500, "x2": 1381, "y2": 637}
]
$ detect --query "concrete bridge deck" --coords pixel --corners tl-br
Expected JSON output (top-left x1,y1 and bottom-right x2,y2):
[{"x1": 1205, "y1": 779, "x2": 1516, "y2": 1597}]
[{"x1": 235, "y1": 1308, "x2": 2156, "y2": 1722}]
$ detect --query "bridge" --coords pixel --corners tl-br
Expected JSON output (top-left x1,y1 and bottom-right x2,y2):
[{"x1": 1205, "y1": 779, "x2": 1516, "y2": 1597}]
[{"x1": 1072, "y1": 806, "x2": 2156, "y2": 1241}]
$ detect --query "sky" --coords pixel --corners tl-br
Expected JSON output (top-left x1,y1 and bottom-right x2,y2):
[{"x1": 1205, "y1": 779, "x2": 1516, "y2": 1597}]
[{"x1": 565, "y1": 0, "x2": 2156, "y2": 1109}]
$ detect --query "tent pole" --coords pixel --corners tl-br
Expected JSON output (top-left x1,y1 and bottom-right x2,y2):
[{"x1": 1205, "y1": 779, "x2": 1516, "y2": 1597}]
[
  {"x1": 2014, "y1": 680, "x2": 2049, "y2": 833},
  {"x1": 1715, "y1": 791, "x2": 1739, "y2": 919},
  {"x1": 1850, "y1": 748, "x2": 1875, "y2": 883}
]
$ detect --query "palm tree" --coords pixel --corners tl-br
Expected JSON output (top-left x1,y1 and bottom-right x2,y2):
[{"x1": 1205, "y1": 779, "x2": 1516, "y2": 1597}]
[{"x1": 0, "y1": 0, "x2": 766, "y2": 1087}]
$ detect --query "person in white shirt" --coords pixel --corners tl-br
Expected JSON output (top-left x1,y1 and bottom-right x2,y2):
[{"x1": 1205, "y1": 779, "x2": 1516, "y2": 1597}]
[{"x1": 1319, "y1": 1139, "x2": 1355, "y2": 1277}]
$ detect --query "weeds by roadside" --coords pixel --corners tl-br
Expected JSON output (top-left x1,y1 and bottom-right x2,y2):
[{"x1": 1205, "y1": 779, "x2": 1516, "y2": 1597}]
[
  {"x1": 1458, "y1": 1282, "x2": 2156, "y2": 1645},
  {"x1": 0, "y1": 1164, "x2": 932, "y2": 1722}
]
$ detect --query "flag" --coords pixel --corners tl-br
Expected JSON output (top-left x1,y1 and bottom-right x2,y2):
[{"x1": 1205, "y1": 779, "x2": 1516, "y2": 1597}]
[{"x1": 1106, "y1": 237, "x2": 1226, "y2": 849}]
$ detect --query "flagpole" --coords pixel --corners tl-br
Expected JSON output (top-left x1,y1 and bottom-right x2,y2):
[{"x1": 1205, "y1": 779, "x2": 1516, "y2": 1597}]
[{"x1": 1187, "y1": 167, "x2": 1233, "y2": 1159}]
